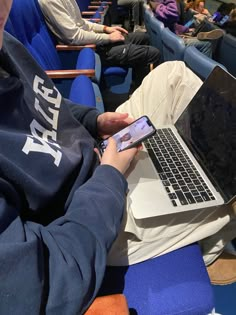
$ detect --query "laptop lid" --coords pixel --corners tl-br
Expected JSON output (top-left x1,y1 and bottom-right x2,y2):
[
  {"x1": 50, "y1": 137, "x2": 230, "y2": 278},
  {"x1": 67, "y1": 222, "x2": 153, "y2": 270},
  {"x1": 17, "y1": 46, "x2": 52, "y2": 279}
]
[{"x1": 175, "y1": 66, "x2": 236, "y2": 204}]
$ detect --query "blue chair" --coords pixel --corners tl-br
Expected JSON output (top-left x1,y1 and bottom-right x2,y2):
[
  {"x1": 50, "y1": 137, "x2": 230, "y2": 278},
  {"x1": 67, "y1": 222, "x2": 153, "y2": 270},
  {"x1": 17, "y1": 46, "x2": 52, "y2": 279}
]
[
  {"x1": 100, "y1": 243, "x2": 215, "y2": 314},
  {"x1": 6, "y1": 0, "x2": 102, "y2": 100},
  {"x1": 184, "y1": 46, "x2": 227, "y2": 80},
  {"x1": 143, "y1": 5, "x2": 153, "y2": 40},
  {"x1": 69, "y1": 75, "x2": 105, "y2": 112},
  {"x1": 161, "y1": 27, "x2": 186, "y2": 61},
  {"x1": 214, "y1": 34, "x2": 236, "y2": 78},
  {"x1": 149, "y1": 15, "x2": 165, "y2": 62},
  {"x1": 76, "y1": 0, "x2": 91, "y2": 11}
]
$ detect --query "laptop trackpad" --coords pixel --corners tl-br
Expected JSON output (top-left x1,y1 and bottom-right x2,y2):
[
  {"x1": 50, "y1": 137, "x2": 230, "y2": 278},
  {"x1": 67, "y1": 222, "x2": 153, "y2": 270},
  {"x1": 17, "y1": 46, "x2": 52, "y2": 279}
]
[{"x1": 125, "y1": 150, "x2": 174, "y2": 219}]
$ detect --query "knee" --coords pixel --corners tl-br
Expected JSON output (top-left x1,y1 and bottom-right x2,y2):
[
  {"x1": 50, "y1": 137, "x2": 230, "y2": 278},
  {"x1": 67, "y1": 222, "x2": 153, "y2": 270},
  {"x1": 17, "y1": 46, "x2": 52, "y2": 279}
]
[{"x1": 147, "y1": 46, "x2": 161, "y2": 65}]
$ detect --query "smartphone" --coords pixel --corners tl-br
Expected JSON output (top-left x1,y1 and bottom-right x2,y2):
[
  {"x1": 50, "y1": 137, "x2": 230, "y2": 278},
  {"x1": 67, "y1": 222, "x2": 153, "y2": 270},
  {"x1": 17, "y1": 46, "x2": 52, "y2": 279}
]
[
  {"x1": 99, "y1": 115, "x2": 156, "y2": 154},
  {"x1": 184, "y1": 18, "x2": 195, "y2": 28}
]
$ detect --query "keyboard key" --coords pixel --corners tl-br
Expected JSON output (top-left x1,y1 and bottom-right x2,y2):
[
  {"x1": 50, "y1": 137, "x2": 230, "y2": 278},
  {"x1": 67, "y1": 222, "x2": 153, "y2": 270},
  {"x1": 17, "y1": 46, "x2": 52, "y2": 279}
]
[
  {"x1": 184, "y1": 192, "x2": 195, "y2": 204},
  {"x1": 147, "y1": 148, "x2": 163, "y2": 173},
  {"x1": 200, "y1": 192, "x2": 211, "y2": 201},
  {"x1": 195, "y1": 196, "x2": 204, "y2": 203},
  {"x1": 168, "y1": 193, "x2": 177, "y2": 199},
  {"x1": 176, "y1": 190, "x2": 188, "y2": 205}
]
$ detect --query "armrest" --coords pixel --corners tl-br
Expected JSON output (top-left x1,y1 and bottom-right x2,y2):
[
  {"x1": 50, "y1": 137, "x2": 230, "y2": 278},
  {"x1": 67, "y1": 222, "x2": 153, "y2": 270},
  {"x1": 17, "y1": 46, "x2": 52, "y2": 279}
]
[
  {"x1": 88, "y1": 6, "x2": 101, "y2": 9},
  {"x1": 84, "y1": 294, "x2": 129, "y2": 315},
  {"x1": 45, "y1": 69, "x2": 95, "y2": 79},
  {"x1": 90, "y1": 1, "x2": 112, "y2": 4},
  {"x1": 82, "y1": 11, "x2": 97, "y2": 16},
  {"x1": 56, "y1": 44, "x2": 96, "y2": 51},
  {"x1": 84, "y1": 18, "x2": 101, "y2": 22}
]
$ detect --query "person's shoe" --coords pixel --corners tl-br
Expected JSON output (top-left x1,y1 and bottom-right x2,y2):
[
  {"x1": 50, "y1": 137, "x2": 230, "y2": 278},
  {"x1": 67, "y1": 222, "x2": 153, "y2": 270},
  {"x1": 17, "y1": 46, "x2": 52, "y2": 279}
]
[
  {"x1": 207, "y1": 252, "x2": 236, "y2": 285},
  {"x1": 197, "y1": 29, "x2": 225, "y2": 41},
  {"x1": 133, "y1": 25, "x2": 147, "y2": 33}
]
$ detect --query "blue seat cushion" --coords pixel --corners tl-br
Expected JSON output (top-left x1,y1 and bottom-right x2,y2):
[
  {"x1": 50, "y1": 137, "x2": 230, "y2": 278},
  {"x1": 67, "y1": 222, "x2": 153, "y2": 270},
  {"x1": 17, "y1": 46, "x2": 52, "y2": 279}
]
[
  {"x1": 99, "y1": 244, "x2": 215, "y2": 315},
  {"x1": 69, "y1": 75, "x2": 96, "y2": 108},
  {"x1": 103, "y1": 66, "x2": 129, "y2": 77}
]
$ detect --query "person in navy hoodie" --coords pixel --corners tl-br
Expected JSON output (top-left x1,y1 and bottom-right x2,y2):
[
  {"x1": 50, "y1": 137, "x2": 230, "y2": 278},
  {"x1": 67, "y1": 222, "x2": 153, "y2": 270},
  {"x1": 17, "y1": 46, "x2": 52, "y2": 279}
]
[
  {"x1": 1, "y1": 0, "x2": 236, "y2": 314},
  {"x1": 0, "y1": 1, "x2": 141, "y2": 314}
]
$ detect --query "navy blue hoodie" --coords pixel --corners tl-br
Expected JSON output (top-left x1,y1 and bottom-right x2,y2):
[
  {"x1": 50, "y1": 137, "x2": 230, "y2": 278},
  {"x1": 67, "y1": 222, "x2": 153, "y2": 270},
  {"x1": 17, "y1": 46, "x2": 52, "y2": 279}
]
[{"x1": 0, "y1": 32, "x2": 127, "y2": 315}]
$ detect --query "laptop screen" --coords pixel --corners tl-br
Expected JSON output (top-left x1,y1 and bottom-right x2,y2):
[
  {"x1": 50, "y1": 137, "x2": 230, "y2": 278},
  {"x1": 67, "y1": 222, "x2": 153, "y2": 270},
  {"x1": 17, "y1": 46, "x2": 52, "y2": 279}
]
[{"x1": 175, "y1": 67, "x2": 236, "y2": 203}]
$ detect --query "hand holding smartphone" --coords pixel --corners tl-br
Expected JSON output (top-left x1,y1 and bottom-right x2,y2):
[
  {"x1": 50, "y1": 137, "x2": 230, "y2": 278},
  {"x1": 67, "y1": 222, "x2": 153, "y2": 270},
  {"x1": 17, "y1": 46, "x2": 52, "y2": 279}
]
[{"x1": 99, "y1": 115, "x2": 156, "y2": 154}]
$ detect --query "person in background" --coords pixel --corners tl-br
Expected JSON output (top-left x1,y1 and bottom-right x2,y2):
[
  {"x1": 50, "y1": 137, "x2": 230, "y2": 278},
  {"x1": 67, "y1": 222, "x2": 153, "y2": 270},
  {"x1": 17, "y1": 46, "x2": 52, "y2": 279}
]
[
  {"x1": 117, "y1": 0, "x2": 146, "y2": 32},
  {"x1": 188, "y1": 0, "x2": 211, "y2": 17},
  {"x1": 38, "y1": 0, "x2": 160, "y2": 89},
  {"x1": 221, "y1": 8, "x2": 236, "y2": 37},
  {"x1": 148, "y1": 0, "x2": 224, "y2": 57},
  {"x1": 1, "y1": 0, "x2": 235, "y2": 313}
]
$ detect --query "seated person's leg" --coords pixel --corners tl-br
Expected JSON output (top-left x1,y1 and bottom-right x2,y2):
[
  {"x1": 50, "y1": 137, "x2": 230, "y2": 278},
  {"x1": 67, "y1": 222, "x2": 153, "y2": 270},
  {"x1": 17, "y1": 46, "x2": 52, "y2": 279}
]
[
  {"x1": 184, "y1": 37, "x2": 213, "y2": 58},
  {"x1": 107, "y1": 61, "x2": 232, "y2": 266},
  {"x1": 104, "y1": 42, "x2": 160, "y2": 88}
]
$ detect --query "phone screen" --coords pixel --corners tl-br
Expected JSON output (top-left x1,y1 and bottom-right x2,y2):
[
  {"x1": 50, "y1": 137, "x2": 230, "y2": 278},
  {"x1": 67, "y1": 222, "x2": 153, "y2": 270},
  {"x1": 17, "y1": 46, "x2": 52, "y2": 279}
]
[{"x1": 99, "y1": 115, "x2": 156, "y2": 153}]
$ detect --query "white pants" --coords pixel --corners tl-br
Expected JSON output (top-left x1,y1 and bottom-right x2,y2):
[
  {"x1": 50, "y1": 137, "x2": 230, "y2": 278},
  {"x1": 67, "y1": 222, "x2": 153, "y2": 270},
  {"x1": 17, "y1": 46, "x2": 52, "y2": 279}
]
[{"x1": 107, "y1": 61, "x2": 235, "y2": 266}]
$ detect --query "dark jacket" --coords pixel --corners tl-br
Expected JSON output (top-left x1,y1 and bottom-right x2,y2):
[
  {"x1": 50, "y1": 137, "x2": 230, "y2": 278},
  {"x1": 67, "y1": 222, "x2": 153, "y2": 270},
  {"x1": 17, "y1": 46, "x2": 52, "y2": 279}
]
[
  {"x1": 222, "y1": 20, "x2": 236, "y2": 37},
  {"x1": 0, "y1": 31, "x2": 127, "y2": 315}
]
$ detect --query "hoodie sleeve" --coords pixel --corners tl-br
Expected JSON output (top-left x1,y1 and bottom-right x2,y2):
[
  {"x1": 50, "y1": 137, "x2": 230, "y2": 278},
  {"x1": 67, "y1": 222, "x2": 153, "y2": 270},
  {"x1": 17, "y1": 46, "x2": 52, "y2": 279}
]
[
  {"x1": 154, "y1": 0, "x2": 179, "y2": 24},
  {"x1": 65, "y1": 98, "x2": 100, "y2": 138},
  {"x1": 0, "y1": 165, "x2": 127, "y2": 315}
]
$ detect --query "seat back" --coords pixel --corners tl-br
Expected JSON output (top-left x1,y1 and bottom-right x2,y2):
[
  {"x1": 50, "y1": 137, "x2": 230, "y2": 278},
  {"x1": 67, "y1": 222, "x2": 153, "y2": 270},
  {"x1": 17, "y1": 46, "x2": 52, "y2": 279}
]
[
  {"x1": 214, "y1": 34, "x2": 236, "y2": 78},
  {"x1": 76, "y1": 0, "x2": 91, "y2": 11},
  {"x1": 8, "y1": 0, "x2": 62, "y2": 70},
  {"x1": 184, "y1": 46, "x2": 227, "y2": 80},
  {"x1": 149, "y1": 16, "x2": 164, "y2": 62},
  {"x1": 162, "y1": 27, "x2": 185, "y2": 61},
  {"x1": 143, "y1": 5, "x2": 153, "y2": 37}
]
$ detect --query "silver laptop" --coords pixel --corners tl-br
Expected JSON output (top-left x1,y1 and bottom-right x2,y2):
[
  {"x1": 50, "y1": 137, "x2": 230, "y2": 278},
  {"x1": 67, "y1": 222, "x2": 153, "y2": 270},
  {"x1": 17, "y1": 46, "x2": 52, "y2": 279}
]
[{"x1": 126, "y1": 66, "x2": 236, "y2": 219}]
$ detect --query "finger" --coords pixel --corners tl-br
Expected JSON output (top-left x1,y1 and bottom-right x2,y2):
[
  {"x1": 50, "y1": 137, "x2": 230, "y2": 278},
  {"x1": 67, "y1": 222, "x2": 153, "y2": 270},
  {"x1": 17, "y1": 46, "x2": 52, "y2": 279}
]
[
  {"x1": 106, "y1": 136, "x2": 118, "y2": 152},
  {"x1": 120, "y1": 27, "x2": 128, "y2": 34},
  {"x1": 104, "y1": 112, "x2": 129, "y2": 122},
  {"x1": 94, "y1": 148, "x2": 102, "y2": 162}
]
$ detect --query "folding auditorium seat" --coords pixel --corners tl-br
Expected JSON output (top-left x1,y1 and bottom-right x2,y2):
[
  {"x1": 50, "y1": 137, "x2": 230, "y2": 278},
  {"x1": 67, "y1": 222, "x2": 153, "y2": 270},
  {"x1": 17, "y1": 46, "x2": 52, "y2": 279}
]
[
  {"x1": 5, "y1": 0, "x2": 103, "y2": 103},
  {"x1": 143, "y1": 4, "x2": 153, "y2": 40},
  {"x1": 161, "y1": 27, "x2": 186, "y2": 61},
  {"x1": 184, "y1": 46, "x2": 227, "y2": 80},
  {"x1": 149, "y1": 14, "x2": 165, "y2": 63},
  {"x1": 99, "y1": 243, "x2": 215, "y2": 314},
  {"x1": 214, "y1": 33, "x2": 236, "y2": 78}
]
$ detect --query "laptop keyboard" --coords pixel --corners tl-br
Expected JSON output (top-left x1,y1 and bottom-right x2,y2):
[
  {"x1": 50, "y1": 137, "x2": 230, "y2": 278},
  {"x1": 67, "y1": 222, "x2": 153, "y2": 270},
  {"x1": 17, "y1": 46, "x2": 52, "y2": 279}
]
[{"x1": 144, "y1": 128, "x2": 216, "y2": 207}]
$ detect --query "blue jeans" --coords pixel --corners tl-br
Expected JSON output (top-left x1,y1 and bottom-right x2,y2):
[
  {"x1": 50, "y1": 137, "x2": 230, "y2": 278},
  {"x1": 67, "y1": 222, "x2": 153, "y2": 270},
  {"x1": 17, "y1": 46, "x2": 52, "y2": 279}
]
[{"x1": 184, "y1": 37, "x2": 212, "y2": 58}]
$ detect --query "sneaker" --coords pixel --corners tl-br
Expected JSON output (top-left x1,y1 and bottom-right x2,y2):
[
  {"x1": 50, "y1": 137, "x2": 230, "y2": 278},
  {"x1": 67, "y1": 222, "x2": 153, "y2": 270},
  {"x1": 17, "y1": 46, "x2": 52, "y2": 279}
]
[
  {"x1": 197, "y1": 29, "x2": 225, "y2": 41},
  {"x1": 133, "y1": 25, "x2": 147, "y2": 33}
]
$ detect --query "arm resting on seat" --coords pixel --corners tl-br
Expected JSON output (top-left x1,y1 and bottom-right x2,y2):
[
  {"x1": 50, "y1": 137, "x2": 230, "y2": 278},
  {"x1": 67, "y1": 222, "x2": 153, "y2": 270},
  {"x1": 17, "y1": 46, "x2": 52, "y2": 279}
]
[
  {"x1": 84, "y1": 294, "x2": 129, "y2": 315},
  {"x1": 45, "y1": 69, "x2": 95, "y2": 79}
]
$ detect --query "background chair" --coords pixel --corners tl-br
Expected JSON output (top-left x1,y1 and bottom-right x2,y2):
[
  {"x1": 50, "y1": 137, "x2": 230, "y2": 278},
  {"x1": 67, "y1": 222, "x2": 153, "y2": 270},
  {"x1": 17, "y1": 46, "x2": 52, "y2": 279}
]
[
  {"x1": 6, "y1": 0, "x2": 102, "y2": 101},
  {"x1": 184, "y1": 46, "x2": 227, "y2": 80},
  {"x1": 143, "y1": 5, "x2": 153, "y2": 42},
  {"x1": 100, "y1": 243, "x2": 215, "y2": 314},
  {"x1": 6, "y1": 0, "x2": 105, "y2": 111},
  {"x1": 161, "y1": 27, "x2": 186, "y2": 61},
  {"x1": 214, "y1": 34, "x2": 236, "y2": 78},
  {"x1": 149, "y1": 15, "x2": 165, "y2": 63}
]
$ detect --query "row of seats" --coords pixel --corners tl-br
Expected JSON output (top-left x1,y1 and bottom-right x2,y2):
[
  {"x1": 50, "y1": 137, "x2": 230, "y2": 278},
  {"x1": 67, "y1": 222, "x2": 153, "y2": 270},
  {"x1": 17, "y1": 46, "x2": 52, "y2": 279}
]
[
  {"x1": 144, "y1": 5, "x2": 236, "y2": 80},
  {"x1": 5, "y1": 0, "x2": 134, "y2": 113},
  {"x1": 5, "y1": 1, "x2": 216, "y2": 314}
]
